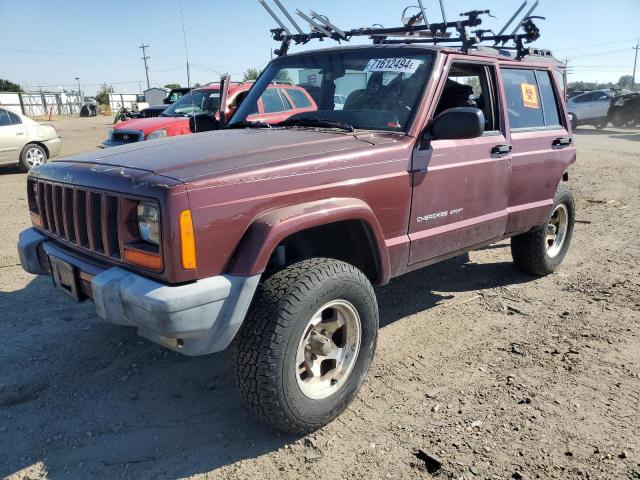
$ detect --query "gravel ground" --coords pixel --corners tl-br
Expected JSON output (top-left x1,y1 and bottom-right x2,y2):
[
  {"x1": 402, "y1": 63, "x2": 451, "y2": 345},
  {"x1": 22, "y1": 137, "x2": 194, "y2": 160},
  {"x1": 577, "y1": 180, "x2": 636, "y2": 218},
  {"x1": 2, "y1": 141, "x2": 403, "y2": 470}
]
[{"x1": 0, "y1": 117, "x2": 639, "y2": 480}]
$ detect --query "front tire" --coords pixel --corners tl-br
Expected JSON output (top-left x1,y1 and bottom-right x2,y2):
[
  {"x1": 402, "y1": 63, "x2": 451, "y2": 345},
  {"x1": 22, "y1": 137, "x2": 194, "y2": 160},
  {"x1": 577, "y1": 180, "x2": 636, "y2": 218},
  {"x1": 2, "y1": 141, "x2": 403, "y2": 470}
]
[
  {"x1": 511, "y1": 183, "x2": 575, "y2": 276},
  {"x1": 234, "y1": 258, "x2": 379, "y2": 434},
  {"x1": 19, "y1": 143, "x2": 48, "y2": 172}
]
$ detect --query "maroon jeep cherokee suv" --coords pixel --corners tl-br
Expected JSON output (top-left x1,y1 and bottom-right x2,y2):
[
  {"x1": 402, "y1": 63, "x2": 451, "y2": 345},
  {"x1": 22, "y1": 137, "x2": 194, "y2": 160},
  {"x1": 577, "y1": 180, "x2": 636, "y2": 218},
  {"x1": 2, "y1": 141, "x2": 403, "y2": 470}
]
[{"x1": 18, "y1": 44, "x2": 575, "y2": 433}]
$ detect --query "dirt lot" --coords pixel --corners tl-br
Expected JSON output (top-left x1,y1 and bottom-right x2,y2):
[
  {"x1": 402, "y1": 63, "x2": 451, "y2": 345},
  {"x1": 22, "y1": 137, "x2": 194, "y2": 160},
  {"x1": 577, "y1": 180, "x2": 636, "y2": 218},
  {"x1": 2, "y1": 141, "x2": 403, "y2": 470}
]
[{"x1": 0, "y1": 117, "x2": 639, "y2": 480}]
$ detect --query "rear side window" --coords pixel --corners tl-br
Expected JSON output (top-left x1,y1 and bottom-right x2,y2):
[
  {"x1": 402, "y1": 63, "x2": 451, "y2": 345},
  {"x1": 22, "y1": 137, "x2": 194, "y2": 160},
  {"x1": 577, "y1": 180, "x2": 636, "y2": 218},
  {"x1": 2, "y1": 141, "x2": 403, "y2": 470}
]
[
  {"x1": 261, "y1": 88, "x2": 292, "y2": 113},
  {"x1": 7, "y1": 110, "x2": 22, "y2": 125},
  {"x1": 500, "y1": 69, "x2": 545, "y2": 129},
  {"x1": 287, "y1": 88, "x2": 312, "y2": 108},
  {"x1": 535, "y1": 71, "x2": 561, "y2": 127},
  {"x1": 501, "y1": 68, "x2": 562, "y2": 130}
]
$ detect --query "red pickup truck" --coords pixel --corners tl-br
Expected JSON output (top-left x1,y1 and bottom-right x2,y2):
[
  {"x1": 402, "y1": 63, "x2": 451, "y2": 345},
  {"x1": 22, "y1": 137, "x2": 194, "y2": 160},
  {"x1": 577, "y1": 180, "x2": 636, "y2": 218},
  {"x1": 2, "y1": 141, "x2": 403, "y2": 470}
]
[{"x1": 102, "y1": 82, "x2": 316, "y2": 147}]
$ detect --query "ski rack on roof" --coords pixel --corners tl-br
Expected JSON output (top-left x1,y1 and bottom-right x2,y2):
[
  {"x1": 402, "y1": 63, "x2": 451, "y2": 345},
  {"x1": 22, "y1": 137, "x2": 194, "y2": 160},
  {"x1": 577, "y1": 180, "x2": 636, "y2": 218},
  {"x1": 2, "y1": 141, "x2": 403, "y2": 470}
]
[{"x1": 257, "y1": 0, "x2": 548, "y2": 61}]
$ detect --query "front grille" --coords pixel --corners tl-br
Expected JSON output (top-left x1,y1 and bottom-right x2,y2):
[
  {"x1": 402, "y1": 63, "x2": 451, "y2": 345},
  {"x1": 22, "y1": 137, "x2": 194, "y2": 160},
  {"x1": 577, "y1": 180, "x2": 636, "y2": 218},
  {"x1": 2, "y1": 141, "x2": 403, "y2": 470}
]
[
  {"x1": 35, "y1": 180, "x2": 122, "y2": 259},
  {"x1": 112, "y1": 131, "x2": 142, "y2": 144},
  {"x1": 140, "y1": 108, "x2": 164, "y2": 118}
]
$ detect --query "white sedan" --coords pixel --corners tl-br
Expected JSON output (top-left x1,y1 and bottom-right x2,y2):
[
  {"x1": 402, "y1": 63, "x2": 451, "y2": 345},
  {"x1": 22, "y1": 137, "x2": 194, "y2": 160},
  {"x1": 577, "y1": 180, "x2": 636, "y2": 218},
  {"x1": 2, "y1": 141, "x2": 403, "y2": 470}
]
[{"x1": 0, "y1": 107, "x2": 61, "y2": 171}]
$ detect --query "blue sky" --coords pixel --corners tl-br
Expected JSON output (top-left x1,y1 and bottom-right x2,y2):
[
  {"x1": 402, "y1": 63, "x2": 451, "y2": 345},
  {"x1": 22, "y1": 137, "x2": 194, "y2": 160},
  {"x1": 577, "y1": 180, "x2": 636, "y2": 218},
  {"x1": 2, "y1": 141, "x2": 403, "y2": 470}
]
[{"x1": 1, "y1": 0, "x2": 638, "y2": 95}]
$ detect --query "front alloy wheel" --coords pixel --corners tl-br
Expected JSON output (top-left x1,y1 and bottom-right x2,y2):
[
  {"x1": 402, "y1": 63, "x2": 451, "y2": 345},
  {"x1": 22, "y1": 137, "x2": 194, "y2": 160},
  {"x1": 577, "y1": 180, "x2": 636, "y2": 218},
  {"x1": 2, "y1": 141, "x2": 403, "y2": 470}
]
[{"x1": 234, "y1": 258, "x2": 378, "y2": 434}]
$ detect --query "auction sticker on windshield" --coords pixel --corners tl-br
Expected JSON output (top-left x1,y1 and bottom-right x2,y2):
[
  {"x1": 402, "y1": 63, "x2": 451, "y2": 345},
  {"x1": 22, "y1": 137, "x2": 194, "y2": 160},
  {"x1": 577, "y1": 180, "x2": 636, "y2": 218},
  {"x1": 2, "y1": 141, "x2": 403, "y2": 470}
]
[{"x1": 366, "y1": 58, "x2": 423, "y2": 74}]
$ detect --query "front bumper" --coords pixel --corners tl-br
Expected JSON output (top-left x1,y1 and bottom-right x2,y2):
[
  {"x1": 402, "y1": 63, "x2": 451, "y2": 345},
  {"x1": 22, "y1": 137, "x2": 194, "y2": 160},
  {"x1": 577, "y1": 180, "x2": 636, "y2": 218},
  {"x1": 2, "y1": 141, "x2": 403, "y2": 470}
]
[{"x1": 18, "y1": 228, "x2": 260, "y2": 356}]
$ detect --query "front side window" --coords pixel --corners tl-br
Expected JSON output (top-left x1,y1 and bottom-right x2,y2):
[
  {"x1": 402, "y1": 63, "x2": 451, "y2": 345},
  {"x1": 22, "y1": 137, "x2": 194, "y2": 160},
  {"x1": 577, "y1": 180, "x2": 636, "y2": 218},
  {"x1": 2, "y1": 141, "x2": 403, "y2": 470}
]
[
  {"x1": 230, "y1": 50, "x2": 433, "y2": 132},
  {"x1": 434, "y1": 62, "x2": 499, "y2": 132},
  {"x1": 0, "y1": 109, "x2": 12, "y2": 127},
  {"x1": 501, "y1": 68, "x2": 546, "y2": 130},
  {"x1": 162, "y1": 89, "x2": 220, "y2": 117}
]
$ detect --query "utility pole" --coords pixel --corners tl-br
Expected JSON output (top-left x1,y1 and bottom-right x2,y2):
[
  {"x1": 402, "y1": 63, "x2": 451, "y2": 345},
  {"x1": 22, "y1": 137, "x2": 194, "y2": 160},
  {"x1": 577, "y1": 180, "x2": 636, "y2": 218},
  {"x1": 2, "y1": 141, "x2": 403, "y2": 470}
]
[
  {"x1": 179, "y1": 0, "x2": 191, "y2": 87},
  {"x1": 139, "y1": 43, "x2": 151, "y2": 89},
  {"x1": 75, "y1": 76, "x2": 82, "y2": 111},
  {"x1": 632, "y1": 39, "x2": 639, "y2": 91}
]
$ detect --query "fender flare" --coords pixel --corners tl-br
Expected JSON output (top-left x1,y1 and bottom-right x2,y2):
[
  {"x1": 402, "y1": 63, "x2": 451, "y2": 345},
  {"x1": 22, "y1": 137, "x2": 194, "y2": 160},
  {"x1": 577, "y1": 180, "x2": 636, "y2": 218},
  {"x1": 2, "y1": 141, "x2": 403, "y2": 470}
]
[{"x1": 228, "y1": 198, "x2": 391, "y2": 284}]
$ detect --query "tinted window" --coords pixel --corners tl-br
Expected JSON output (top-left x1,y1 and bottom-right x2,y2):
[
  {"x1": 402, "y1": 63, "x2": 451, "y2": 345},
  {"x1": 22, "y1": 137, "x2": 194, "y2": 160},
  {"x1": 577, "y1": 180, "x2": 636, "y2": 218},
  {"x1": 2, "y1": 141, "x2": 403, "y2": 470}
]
[
  {"x1": 574, "y1": 93, "x2": 594, "y2": 103},
  {"x1": 0, "y1": 109, "x2": 11, "y2": 127},
  {"x1": 287, "y1": 88, "x2": 312, "y2": 108},
  {"x1": 535, "y1": 71, "x2": 561, "y2": 127},
  {"x1": 262, "y1": 88, "x2": 290, "y2": 113},
  {"x1": 7, "y1": 110, "x2": 22, "y2": 124},
  {"x1": 435, "y1": 62, "x2": 499, "y2": 132},
  {"x1": 501, "y1": 69, "x2": 545, "y2": 129}
]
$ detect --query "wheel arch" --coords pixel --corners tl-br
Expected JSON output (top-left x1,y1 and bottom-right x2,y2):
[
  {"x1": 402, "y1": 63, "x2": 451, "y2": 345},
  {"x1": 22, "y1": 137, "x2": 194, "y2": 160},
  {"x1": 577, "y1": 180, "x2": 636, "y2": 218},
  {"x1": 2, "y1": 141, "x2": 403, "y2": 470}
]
[
  {"x1": 227, "y1": 198, "x2": 391, "y2": 285},
  {"x1": 21, "y1": 141, "x2": 49, "y2": 158}
]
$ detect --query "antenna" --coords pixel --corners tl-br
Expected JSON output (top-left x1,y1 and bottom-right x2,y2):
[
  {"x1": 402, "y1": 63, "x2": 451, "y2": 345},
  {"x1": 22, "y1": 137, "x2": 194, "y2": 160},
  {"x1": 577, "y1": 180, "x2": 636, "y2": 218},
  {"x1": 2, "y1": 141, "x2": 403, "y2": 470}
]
[
  {"x1": 273, "y1": 0, "x2": 304, "y2": 34},
  {"x1": 258, "y1": 0, "x2": 291, "y2": 36},
  {"x1": 496, "y1": 1, "x2": 528, "y2": 36},
  {"x1": 416, "y1": 0, "x2": 430, "y2": 29},
  {"x1": 510, "y1": 0, "x2": 540, "y2": 36}
]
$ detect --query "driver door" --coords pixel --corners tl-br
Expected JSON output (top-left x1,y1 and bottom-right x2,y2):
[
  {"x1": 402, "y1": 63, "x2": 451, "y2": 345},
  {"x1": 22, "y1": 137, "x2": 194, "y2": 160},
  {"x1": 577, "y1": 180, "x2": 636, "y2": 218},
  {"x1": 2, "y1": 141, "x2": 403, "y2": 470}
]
[
  {"x1": 0, "y1": 108, "x2": 27, "y2": 163},
  {"x1": 408, "y1": 59, "x2": 511, "y2": 264}
]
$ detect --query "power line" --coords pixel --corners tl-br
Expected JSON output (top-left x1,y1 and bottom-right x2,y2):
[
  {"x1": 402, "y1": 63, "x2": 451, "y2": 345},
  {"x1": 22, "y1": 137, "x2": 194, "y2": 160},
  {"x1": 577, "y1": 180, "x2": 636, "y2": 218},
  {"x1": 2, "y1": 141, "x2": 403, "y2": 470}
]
[
  {"x1": 554, "y1": 38, "x2": 636, "y2": 52},
  {"x1": 568, "y1": 47, "x2": 635, "y2": 60},
  {"x1": 139, "y1": 43, "x2": 151, "y2": 89},
  {"x1": 0, "y1": 47, "x2": 138, "y2": 59}
]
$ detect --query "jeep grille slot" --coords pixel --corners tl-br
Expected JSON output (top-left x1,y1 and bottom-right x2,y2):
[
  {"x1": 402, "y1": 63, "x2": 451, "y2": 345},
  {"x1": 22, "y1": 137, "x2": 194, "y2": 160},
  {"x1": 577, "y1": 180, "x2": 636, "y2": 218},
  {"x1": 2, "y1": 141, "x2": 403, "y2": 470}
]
[{"x1": 32, "y1": 180, "x2": 123, "y2": 261}]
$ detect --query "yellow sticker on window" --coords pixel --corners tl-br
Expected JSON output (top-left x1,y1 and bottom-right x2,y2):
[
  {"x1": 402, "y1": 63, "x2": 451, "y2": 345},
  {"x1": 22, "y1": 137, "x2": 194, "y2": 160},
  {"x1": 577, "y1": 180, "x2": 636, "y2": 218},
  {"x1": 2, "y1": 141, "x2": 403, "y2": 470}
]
[{"x1": 520, "y1": 82, "x2": 539, "y2": 109}]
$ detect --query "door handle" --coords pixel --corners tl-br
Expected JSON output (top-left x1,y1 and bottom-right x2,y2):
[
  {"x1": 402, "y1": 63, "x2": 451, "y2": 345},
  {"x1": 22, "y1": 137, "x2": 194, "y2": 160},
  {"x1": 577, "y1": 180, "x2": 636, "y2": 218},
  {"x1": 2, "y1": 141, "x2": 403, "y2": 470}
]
[
  {"x1": 16, "y1": 132, "x2": 24, "y2": 136},
  {"x1": 491, "y1": 144, "x2": 512, "y2": 157},
  {"x1": 553, "y1": 137, "x2": 573, "y2": 148}
]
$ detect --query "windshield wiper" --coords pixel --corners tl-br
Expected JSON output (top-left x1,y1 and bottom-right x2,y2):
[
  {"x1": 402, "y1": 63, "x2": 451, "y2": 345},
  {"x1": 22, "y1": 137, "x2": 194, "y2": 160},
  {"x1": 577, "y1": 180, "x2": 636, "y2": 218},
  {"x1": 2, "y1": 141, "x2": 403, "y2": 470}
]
[
  {"x1": 278, "y1": 118, "x2": 355, "y2": 132},
  {"x1": 226, "y1": 120, "x2": 272, "y2": 129}
]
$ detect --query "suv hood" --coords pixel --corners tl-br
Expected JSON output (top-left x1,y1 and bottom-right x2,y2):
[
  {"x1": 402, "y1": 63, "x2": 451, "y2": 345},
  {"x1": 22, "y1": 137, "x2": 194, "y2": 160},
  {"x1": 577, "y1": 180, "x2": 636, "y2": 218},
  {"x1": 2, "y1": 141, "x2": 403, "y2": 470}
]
[
  {"x1": 56, "y1": 129, "x2": 392, "y2": 183},
  {"x1": 114, "y1": 116, "x2": 188, "y2": 134}
]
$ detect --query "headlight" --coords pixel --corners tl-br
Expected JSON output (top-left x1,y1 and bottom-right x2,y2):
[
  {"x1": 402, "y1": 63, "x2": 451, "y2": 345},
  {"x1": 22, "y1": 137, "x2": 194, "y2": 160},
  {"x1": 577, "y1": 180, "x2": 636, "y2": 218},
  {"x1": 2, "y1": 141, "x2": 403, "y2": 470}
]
[
  {"x1": 137, "y1": 202, "x2": 160, "y2": 245},
  {"x1": 147, "y1": 129, "x2": 167, "y2": 140}
]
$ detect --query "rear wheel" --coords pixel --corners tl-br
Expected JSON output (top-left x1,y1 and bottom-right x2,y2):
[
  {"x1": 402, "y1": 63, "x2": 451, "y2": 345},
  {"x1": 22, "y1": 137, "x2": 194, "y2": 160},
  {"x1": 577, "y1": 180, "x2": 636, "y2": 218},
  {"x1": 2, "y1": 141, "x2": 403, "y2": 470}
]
[
  {"x1": 233, "y1": 258, "x2": 378, "y2": 434},
  {"x1": 19, "y1": 143, "x2": 48, "y2": 172},
  {"x1": 511, "y1": 183, "x2": 575, "y2": 276}
]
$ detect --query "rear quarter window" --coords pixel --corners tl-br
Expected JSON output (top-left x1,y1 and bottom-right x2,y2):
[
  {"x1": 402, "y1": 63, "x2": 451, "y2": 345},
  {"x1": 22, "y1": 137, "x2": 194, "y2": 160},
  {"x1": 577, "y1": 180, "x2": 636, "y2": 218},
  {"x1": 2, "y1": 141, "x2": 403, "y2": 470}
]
[
  {"x1": 501, "y1": 68, "x2": 562, "y2": 130},
  {"x1": 287, "y1": 88, "x2": 312, "y2": 108}
]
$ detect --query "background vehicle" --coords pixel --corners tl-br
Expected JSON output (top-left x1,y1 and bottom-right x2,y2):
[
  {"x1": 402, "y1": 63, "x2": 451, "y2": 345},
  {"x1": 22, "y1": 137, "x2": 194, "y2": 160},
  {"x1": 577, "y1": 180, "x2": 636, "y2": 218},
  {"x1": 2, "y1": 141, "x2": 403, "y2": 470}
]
[
  {"x1": 164, "y1": 87, "x2": 192, "y2": 104},
  {"x1": 102, "y1": 82, "x2": 316, "y2": 147},
  {"x1": 567, "y1": 89, "x2": 613, "y2": 129},
  {"x1": 609, "y1": 91, "x2": 640, "y2": 127},
  {"x1": 0, "y1": 107, "x2": 61, "y2": 171}
]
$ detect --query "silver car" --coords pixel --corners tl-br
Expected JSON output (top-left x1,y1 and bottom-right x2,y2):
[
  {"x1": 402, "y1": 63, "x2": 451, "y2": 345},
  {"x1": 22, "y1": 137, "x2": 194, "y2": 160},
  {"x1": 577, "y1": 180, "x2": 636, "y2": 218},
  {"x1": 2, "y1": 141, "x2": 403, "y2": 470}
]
[
  {"x1": 0, "y1": 107, "x2": 62, "y2": 171},
  {"x1": 567, "y1": 90, "x2": 613, "y2": 130}
]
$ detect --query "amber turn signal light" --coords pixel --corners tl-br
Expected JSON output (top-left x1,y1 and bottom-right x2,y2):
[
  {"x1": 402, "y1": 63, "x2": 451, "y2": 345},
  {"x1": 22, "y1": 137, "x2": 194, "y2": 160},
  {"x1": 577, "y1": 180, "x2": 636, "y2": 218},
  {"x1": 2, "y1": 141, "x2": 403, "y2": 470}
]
[
  {"x1": 179, "y1": 210, "x2": 197, "y2": 270},
  {"x1": 123, "y1": 248, "x2": 163, "y2": 271}
]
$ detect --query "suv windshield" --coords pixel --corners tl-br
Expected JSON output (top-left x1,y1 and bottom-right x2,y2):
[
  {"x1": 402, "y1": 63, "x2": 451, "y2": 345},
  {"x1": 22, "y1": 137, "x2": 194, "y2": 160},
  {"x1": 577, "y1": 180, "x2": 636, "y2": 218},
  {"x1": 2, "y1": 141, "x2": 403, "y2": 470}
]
[
  {"x1": 163, "y1": 89, "x2": 220, "y2": 117},
  {"x1": 230, "y1": 49, "x2": 433, "y2": 132}
]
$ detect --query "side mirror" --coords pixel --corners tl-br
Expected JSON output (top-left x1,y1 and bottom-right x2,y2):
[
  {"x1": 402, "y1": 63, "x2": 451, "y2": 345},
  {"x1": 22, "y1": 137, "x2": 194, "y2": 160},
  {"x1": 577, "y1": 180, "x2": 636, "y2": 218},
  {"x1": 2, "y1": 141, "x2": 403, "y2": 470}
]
[
  {"x1": 189, "y1": 113, "x2": 220, "y2": 133},
  {"x1": 163, "y1": 98, "x2": 171, "y2": 105},
  {"x1": 429, "y1": 107, "x2": 485, "y2": 140},
  {"x1": 598, "y1": 95, "x2": 609, "y2": 101}
]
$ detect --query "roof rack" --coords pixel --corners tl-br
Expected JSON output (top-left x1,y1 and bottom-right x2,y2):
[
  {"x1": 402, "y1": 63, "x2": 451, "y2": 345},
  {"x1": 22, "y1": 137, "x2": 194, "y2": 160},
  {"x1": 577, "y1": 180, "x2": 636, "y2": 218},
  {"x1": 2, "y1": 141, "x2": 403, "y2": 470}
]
[{"x1": 258, "y1": 0, "x2": 547, "y2": 61}]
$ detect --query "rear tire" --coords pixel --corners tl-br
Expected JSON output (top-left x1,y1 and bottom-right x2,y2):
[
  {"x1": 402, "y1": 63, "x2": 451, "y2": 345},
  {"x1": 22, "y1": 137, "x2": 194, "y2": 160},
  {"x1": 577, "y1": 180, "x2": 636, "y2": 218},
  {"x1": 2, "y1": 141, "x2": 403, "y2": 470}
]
[
  {"x1": 511, "y1": 183, "x2": 575, "y2": 276},
  {"x1": 233, "y1": 258, "x2": 378, "y2": 434},
  {"x1": 19, "y1": 143, "x2": 48, "y2": 172}
]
